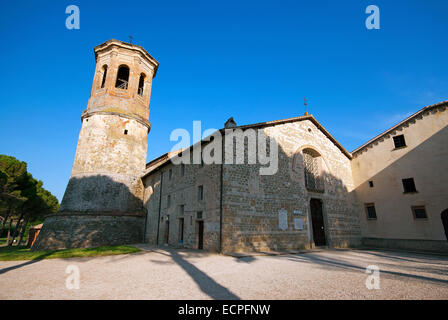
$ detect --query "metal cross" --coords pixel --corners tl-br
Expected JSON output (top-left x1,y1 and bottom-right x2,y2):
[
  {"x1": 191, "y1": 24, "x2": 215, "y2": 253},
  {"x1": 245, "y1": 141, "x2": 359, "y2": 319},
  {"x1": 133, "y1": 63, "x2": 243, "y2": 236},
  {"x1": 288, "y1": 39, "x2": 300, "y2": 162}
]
[{"x1": 304, "y1": 97, "x2": 308, "y2": 115}]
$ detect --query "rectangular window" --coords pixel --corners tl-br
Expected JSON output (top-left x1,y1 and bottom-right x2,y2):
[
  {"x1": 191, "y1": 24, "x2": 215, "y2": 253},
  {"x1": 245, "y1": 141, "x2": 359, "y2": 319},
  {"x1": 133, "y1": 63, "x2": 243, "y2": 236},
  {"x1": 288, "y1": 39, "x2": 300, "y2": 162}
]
[
  {"x1": 412, "y1": 206, "x2": 428, "y2": 219},
  {"x1": 178, "y1": 218, "x2": 184, "y2": 242},
  {"x1": 167, "y1": 195, "x2": 171, "y2": 207},
  {"x1": 181, "y1": 163, "x2": 185, "y2": 176},
  {"x1": 169, "y1": 169, "x2": 172, "y2": 180},
  {"x1": 402, "y1": 178, "x2": 417, "y2": 193},
  {"x1": 368, "y1": 181, "x2": 374, "y2": 188},
  {"x1": 393, "y1": 135, "x2": 406, "y2": 148},
  {"x1": 179, "y1": 205, "x2": 185, "y2": 216},
  {"x1": 197, "y1": 211, "x2": 203, "y2": 219},
  {"x1": 198, "y1": 185, "x2": 203, "y2": 200},
  {"x1": 365, "y1": 203, "x2": 377, "y2": 220}
]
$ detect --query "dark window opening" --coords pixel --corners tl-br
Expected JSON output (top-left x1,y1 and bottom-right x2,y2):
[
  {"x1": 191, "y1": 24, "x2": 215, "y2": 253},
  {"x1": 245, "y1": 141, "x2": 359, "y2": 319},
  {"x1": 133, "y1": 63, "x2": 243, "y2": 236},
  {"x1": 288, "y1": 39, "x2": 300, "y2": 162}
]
[
  {"x1": 181, "y1": 163, "x2": 185, "y2": 176},
  {"x1": 178, "y1": 218, "x2": 184, "y2": 243},
  {"x1": 169, "y1": 169, "x2": 172, "y2": 180},
  {"x1": 198, "y1": 185, "x2": 203, "y2": 201},
  {"x1": 368, "y1": 181, "x2": 374, "y2": 188},
  {"x1": 167, "y1": 195, "x2": 171, "y2": 207},
  {"x1": 393, "y1": 135, "x2": 406, "y2": 148},
  {"x1": 138, "y1": 73, "x2": 145, "y2": 96},
  {"x1": 365, "y1": 203, "x2": 377, "y2": 220},
  {"x1": 412, "y1": 206, "x2": 427, "y2": 219},
  {"x1": 115, "y1": 65, "x2": 130, "y2": 90},
  {"x1": 100, "y1": 65, "x2": 108, "y2": 88},
  {"x1": 179, "y1": 205, "x2": 185, "y2": 216},
  {"x1": 402, "y1": 178, "x2": 417, "y2": 193},
  {"x1": 124, "y1": 129, "x2": 128, "y2": 135},
  {"x1": 197, "y1": 211, "x2": 203, "y2": 219},
  {"x1": 302, "y1": 148, "x2": 324, "y2": 192}
]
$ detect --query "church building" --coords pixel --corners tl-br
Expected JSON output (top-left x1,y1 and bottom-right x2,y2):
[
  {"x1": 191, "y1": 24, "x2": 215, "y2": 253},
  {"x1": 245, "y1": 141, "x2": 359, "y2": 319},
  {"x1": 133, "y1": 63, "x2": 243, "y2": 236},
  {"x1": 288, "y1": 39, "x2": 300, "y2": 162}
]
[{"x1": 33, "y1": 40, "x2": 448, "y2": 254}]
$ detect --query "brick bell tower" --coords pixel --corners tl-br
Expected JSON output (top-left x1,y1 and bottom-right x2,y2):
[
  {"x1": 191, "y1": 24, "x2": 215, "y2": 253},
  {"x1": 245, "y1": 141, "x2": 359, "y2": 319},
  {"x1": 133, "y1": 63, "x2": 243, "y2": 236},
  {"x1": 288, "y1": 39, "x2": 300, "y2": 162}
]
[{"x1": 34, "y1": 39, "x2": 159, "y2": 250}]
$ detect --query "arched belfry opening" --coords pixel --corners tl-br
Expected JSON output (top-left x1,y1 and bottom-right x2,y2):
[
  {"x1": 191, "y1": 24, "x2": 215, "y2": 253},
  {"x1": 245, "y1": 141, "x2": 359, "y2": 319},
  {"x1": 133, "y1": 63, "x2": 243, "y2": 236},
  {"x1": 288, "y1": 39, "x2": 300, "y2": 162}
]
[
  {"x1": 100, "y1": 65, "x2": 108, "y2": 88},
  {"x1": 302, "y1": 148, "x2": 325, "y2": 192},
  {"x1": 115, "y1": 65, "x2": 130, "y2": 90},
  {"x1": 138, "y1": 73, "x2": 146, "y2": 96}
]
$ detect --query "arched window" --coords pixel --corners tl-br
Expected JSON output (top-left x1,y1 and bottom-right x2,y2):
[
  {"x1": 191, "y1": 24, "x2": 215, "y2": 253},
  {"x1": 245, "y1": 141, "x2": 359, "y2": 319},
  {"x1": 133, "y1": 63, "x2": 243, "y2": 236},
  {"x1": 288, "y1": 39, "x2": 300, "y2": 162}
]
[
  {"x1": 138, "y1": 73, "x2": 146, "y2": 96},
  {"x1": 115, "y1": 65, "x2": 130, "y2": 90},
  {"x1": 100, "y1": 65, "x2": 108, "y2": 88},
  {"x1": 302, "y1": 148, "x2": 324, "y2": 192}
]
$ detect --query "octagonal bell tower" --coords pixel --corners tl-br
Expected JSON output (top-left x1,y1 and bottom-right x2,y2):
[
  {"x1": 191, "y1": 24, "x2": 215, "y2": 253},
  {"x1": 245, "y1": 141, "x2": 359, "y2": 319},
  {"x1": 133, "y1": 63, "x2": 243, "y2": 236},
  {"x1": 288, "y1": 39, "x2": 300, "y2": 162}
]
[{"x1": 34, "y1": 39, "x2": 159, "y2": 250}]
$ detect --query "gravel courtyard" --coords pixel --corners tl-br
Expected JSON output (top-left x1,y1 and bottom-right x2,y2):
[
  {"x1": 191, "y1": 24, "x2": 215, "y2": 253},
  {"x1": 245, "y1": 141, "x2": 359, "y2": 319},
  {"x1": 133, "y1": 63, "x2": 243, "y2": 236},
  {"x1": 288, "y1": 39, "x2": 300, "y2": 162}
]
[{"x1": 0, "y1": 247, "x2": 447, "y2": 300}]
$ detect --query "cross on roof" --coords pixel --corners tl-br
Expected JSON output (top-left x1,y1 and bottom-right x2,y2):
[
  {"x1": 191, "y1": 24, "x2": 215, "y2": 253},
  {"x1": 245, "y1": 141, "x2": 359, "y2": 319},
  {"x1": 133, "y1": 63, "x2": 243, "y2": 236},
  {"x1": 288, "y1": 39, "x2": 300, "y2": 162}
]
[{"x1": 304, "y1": 97, "x2": 308, "y2": 115}]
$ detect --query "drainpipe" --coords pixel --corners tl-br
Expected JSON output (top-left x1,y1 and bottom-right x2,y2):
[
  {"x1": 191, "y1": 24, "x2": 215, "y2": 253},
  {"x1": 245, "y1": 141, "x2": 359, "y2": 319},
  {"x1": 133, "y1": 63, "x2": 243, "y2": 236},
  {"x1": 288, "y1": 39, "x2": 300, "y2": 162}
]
[
  {"x1": 219, "y1": 135, "x2": 224, "y2": 253},
  {"x1": 141, "y1": 176, "x2": 150, "y2": 243},
  {"x1": 156, "y1": 170, "x2": 164, "y2": 246}
]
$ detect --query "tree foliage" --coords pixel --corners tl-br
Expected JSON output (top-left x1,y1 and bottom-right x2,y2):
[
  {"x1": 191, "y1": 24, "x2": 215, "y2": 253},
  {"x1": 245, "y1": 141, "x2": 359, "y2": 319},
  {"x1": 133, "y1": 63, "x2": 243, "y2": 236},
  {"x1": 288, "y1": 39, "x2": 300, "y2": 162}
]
[{"x1": 0, "y1": 155, "x2": 59, "y2": 244}]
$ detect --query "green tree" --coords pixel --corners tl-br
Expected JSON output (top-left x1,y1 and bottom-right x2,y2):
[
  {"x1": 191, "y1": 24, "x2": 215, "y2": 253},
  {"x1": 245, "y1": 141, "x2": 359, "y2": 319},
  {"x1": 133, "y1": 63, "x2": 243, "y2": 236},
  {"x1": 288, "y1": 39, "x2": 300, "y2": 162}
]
[{"x1": 0, "y1": 155, "x2": 59, "y2": 245}]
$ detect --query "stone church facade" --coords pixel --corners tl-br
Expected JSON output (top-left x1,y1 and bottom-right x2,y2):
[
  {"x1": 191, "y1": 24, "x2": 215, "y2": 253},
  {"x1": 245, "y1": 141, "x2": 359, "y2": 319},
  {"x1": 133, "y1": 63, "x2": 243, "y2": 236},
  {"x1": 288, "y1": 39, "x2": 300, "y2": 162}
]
[
  {"x1": 34, "y1": 40, "x2": 448, "y2": 253},
  {"x1": 142, "y1": 116, "x2": 362, "y2": 253}
]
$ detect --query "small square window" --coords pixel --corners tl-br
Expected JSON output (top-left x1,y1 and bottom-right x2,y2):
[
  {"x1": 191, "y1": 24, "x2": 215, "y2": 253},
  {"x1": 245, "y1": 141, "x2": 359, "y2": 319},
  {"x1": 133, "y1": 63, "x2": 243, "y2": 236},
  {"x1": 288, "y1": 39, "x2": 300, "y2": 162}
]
[
  {"x1": 365, "y1": 203, "x2": 377, "y2": 220},
  {"x1": 368, "y1": 181, "x2": 374, "y2": 188},
  {"x1": 198, "y1": 185, "x2": 203, "y2": 201},
  {"x1": 393, "y1": 135, "x2": 406, "y2": 148},
  {"x1": 402, "y1": 178, "x2": 417, "y2": 193},
  {"x1": 197, "y1": 211, "x2": 203, "y2": 219},
  {"x1": 124, "y1": 129, "x2": 128, "y2": 135},
  {"x1": 412, "y1": 206, "x2": 427, "y2": 219}
]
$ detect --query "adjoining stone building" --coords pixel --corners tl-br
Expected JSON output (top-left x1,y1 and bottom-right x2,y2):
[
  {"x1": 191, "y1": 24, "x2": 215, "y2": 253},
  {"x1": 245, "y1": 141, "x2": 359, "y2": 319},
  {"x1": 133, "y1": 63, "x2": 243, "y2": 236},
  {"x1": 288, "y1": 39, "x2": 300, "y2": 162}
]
[{"x1": 34, "y1": 40, "x2": 448, "y2": 253}]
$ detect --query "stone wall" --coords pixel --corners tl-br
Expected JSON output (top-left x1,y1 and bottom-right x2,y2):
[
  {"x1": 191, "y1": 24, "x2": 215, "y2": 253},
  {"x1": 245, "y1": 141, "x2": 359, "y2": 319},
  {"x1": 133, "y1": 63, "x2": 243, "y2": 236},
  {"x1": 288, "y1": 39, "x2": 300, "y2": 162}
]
[
  {"x1": 221, "y1": 119, "x2": 362, "y2": 253},
  {"x1": 143, "y1": 158, "x2": 222, "y2": 252},
  {"x1": 143, "y1": 118, "x2": 362, "y2": 253},
  {"x1": 33, "y1": 213, "x2": 144, "y2": 250}
]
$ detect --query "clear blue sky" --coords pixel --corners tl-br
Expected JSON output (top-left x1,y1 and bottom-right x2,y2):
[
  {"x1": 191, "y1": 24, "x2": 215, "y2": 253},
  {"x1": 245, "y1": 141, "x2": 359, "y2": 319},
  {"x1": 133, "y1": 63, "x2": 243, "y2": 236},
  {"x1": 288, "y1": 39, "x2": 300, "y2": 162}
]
[{"x1": 0, "y1": 0, "x2": 447, "y2": 201}]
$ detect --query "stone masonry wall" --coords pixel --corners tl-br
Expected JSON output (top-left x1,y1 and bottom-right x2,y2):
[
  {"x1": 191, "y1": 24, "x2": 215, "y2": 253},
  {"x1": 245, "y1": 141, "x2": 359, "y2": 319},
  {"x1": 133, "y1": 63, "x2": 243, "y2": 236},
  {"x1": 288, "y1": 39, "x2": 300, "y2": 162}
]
[
  {"x1": 221, "y1": 119, "x2": 362, "y2": 253},
  {"x1": 143, "y1": 158, "x2": 222, "y2": 252}
]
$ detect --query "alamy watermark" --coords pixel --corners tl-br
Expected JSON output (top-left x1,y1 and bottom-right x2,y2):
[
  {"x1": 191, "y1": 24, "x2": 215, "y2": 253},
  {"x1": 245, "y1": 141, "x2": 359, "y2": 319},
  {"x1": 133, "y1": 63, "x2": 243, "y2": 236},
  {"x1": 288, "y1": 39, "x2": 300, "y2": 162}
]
[
  {"x1": 365, "y1": 5, "x2": 380, "y2": 30},
  {"x1": 365, "y1": 265, "x2": 380, "y2": 290},
  {"x1": 65, "y1": 264, "x2": 80, "y2": 290},
  {"x1": 169, "y1": 121, "x2": 279, "y2": 175},
  {"x1": 65, "y1": 5, "x2": 80, "y2": 30}
]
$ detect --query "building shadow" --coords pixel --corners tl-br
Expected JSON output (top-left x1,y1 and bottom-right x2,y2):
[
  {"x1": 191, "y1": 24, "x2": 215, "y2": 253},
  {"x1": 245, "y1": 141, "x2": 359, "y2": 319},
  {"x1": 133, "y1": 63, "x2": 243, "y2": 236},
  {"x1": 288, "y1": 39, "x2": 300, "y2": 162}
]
[
  {"x1": 0, "y1": 250, "x2": 53, "y2": 275},
  {"x1": 33, "y1": 174, "x2": 146, "y2": 251},
  {"x1": 286, "y1": 252, "x2": 448, "y2": 285},
  {"x1": 168, "y1": 249, "x2": 240, "y2": 300}
]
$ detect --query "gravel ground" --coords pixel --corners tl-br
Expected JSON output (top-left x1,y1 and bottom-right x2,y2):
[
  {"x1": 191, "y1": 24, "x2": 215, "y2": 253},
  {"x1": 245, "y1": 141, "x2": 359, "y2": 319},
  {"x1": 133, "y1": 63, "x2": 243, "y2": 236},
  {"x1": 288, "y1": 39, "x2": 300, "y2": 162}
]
[{"x1": 0, "y1": 246, "x2": 447, "y2": 300}]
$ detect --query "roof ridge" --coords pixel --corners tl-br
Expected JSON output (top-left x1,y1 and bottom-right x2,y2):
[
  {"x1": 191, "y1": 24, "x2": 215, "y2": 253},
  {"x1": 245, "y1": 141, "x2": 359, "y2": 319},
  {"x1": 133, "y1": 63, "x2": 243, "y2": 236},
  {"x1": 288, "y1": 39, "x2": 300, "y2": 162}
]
[{"x1": 352, "y1": 100, "x2": 448, "y2": 154}]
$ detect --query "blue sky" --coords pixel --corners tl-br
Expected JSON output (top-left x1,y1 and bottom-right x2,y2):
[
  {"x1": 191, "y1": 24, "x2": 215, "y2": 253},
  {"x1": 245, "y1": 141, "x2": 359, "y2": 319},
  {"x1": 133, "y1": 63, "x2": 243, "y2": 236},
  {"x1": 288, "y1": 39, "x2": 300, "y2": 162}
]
[{"x1": 0, "y1": 0, "x2": 447, "y2": 201}]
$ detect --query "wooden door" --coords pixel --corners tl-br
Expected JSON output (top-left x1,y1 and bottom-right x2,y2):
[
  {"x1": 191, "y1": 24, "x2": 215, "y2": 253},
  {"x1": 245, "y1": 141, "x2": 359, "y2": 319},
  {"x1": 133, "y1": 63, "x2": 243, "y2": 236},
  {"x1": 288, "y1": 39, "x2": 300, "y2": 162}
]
[
  {"x1": 310, "y1": 198, "x2": 326, "y2": 246},
  {"x1": 442, "y1": 209, "x2": 448, "y2": 241},
  {"x1": 164, "y1": 221, "x2": 170, "y2": 244},
  {"x1": 198, "y1": 221, "x2": 204, "y2": 250}
]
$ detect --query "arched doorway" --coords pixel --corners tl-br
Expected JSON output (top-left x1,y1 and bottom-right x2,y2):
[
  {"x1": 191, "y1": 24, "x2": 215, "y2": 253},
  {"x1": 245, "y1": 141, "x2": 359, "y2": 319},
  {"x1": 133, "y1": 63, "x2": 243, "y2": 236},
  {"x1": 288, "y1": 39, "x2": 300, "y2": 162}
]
[{"x1": 441, "y1": 209, "x2": 448, "y2": 241}]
